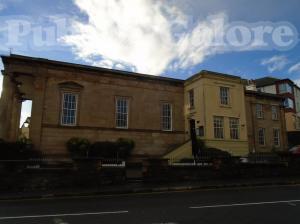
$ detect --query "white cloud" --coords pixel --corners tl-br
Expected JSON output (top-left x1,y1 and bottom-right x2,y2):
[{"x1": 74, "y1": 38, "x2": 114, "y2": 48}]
[
  {"x1": 261, "y1": 55, "x2": 289, "y2": 73},
  {"x1": 294, "y1": 79, "x2": 300, "y2": 87},
  {"x1": 288, "y1": 62, "x2": 300, "y2": 74},
  {"x1": 61, "y1": 0, "x2": 229, "y2": 75},
  {"x1": 63, "y1": 0, "x2": 261, "y2": 75}
]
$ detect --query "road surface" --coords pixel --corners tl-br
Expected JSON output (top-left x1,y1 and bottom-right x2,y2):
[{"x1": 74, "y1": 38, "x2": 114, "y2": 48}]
[{"x1": 0, "y1": 185, "x2": 300, "y2": 223}]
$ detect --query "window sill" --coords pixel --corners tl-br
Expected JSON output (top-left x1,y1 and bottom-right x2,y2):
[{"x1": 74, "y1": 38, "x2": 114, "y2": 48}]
[
  {"x1": 116, "y1": 127, "x2": 129, "y2": 129},
  {"x1": 219, "y1": 104, "x2": 232, "y2": 108}
]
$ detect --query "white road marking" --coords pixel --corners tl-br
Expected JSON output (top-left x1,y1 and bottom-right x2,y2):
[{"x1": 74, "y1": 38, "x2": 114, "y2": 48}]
[
  {"x1": 0, "y1": 210, "x2": 129, "y2": 220},
  {"x1": 190, "y1": 199, "x2": 300, "y2": 209}
]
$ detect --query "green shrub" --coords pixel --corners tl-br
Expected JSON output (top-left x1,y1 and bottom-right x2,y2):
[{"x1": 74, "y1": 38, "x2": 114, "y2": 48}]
[
  {"x1": 90, "y1": 141, "x2": 117, "y2": 158},
  {"x1": 0, "y1": 137, "x2": 40, "y2": 160},
  {"x1": 66, "y1": 137, "x2": 91, "y2": 159},
  {"x1": 116, "y1": 138, "x2": 135, "y2": 159},
  {"x1": 90, "y1": 138, "x2": 135, "y2": 159}
]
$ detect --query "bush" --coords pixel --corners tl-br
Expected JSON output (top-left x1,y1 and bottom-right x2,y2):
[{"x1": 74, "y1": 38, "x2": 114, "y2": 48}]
[
  {"x1": 0, "y1": 137, "x2": 40, "y2": 160},
  {"x1": 90, "y1": 141, "x2": 117, "y2": 158},
  {"x1": 116, "y1": 138, "x2": 135, "y2": 159},
  {"x1": 90, "y1": 138, "x2": 135, "y2": 159},
  {"x1": 66, "y1": 137, "x2": 91, "y2": 159}
]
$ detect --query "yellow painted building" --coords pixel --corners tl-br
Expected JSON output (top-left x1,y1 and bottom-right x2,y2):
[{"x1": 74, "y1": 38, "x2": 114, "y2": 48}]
[{"x1": 183, "y1": 71, "x2": 249, "y2": 157}]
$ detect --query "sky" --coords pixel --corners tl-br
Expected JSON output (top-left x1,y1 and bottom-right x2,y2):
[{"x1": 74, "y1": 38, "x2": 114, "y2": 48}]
[{"x1": 0, "y1": 0, "x2": 300, "y2": 124}]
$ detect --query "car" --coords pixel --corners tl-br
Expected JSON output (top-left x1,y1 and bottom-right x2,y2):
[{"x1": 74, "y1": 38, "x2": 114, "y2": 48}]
[{"x1": 289, "y1": 145, "x2": 300, "y2": 154}]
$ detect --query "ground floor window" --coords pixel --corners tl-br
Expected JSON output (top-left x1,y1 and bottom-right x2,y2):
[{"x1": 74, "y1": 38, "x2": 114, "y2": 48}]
[
  {"x1": 61, "y1": 93, "x2": 78, "y2": 126},
  {"x1": 161, "y1": 103, "x2": 172, "y2": 131},
  {"x1": 229, "y1": 118, "x2": 239, "y2": 139},
  {"x1": 213, "y1": 116, "x2": 224, "y2": 139},
  {"x1": 273, "y1": 128, "x2": 280, "y2": 147},
  {"x1": 116, "y1": 97, "x2": 129, "y2": 128},
  {"x1": 258, "y1": 128, "x2": 265, "y2": 145}
]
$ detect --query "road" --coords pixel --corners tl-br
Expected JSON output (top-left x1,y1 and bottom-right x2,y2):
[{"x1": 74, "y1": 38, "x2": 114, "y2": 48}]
[{"x1": 0, "y1": 185, "x2": 300, "y2": 224}]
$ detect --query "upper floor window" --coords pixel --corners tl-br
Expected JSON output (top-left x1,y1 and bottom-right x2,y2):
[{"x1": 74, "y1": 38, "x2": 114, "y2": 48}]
[
  {"x1": 161, "y1": 103, "x2": 172, "y2": 131},
  {"x1": 273, "y1": 128, "x2": 280, "y2": 147},
  {"x1": 213, "y1": 116, "x2": 224, "y2": 139},
  {"x1": 271, "y1": 105, "x2": 278, "y2": 120},
  {"x1": 116, "y1": 97, "x2": 129, "y2": 128},
  {"x1": 283, "y1": 98, "x2": 294, "y2": 109},
  {"x1": 229, "y1": 118, "x2": 239, "y2": 140},
  {"x1": 258, "y1": 128, "x2": 266, "y2": 145},
  {"x1": 256, "y1": 104, "x2": 264, "y2": 119},
  {"x1": 188, "y1": 89, "x2": 194, "y2": 108},
  {"x1": 278, "y1": 83, "x2": 292, "y2": 94},
  {"x1": 61, "y1": 93, "x2": 78, "y2": 126},
  {"x1": 220, "y1": 87, "x2": 230, "y2": 105}
]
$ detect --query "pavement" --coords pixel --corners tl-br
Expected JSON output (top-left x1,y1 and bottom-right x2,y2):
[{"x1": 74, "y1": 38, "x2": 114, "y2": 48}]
[
  {"x1": 1, "y1": 176, "x2": 300, "y2": 201},
  {"x1": 1, "y1": 184, "x2": 300, "y2": 223}
]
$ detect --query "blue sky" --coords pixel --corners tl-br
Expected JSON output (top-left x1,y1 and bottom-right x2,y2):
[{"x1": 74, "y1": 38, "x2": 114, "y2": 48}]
[{"x1": 0, "y1": 0, "x2": 300, "y2": 124}]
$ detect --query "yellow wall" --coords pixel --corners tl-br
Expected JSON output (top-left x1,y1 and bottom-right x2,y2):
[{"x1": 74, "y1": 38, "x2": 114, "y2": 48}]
[{"x1": 184, "y1": 71, "x2": 249, "y2": 156}]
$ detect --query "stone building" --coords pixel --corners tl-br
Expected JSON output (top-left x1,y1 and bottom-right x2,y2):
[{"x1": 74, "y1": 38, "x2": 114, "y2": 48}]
[
  {"x1": 0, "y1": 54, "x2": 185, "y2": 158},
  {"x1": 245, "y1": 90, "x2": 287, "y2": 152},
  {"x1": 255, "y1": 77, "x2": 300, "y2": 132},
  {"x1": 0, "y1": 54, "x2": 289, "y2": 159}
]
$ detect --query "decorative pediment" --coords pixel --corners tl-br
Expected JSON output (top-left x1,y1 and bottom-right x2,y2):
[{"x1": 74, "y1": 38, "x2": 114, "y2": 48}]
[{"x1": 58, "y1": 81, "x2": 84, "y2": 90}]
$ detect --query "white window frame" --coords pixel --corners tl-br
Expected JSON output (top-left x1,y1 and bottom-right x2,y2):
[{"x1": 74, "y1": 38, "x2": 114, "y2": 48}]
[
  {"x1": 273, "y1": 128, "x2": 280, "y2": 147},
  {"x1": 61, "y1": 92, "x2": 78, "y2": 126},
  {"x1": 229, "y1": 118, "x2": 240, "y2": 140},
  {"x1": 256, "y1": 104, "x2": 264, "y2": 119},
  {"x1": 220, "y1": 87, "x2": 230, "y2": 105},
  {"x1": 258, "y1": 128, "x2": 266, "y2": 146},
  {"x1": 115, "y1": 97, "x2": 129, "y2": 129},
  {"x1": 271, "y1": 105, "x2": 278, "y2": 120},
  {"x1": 161, "y1": 103, "x2": 172, "y2": 131},
  {"x1": 213, "y1": 116, "x2": 224, "y2": 139}
]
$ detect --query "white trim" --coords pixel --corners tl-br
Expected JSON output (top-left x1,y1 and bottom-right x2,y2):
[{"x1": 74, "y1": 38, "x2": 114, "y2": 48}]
[
  {"x1": 161, "y1": 103, "x2": 173, "y2": 131},
  {"x1": 60, "y1": 92, "x2": 78, "y2": 126},
  {"x1": 115, "y1": 97, "x2": 129, "y2": 129}
]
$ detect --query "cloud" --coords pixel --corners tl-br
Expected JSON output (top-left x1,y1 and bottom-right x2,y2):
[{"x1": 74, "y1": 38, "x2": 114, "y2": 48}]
[
  {"x1": 261, "y1": 55, "x2": 289, "y2": 73},
  {"x1": 294, "y1": 79, "x2": 300, "y2": 87},
  {"x1": 288, "y1": 62, "x2": 300, "y2": 74},
  {"x1": 61, "y1": 0, "x2": 227, "y2": 75},
  {"x1": 62, "y1": 0, "x2": 262, "y2": 75}
]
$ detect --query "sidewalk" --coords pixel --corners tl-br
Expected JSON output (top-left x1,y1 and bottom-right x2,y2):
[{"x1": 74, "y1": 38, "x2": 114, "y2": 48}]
[{"x1": 1, "y1": 177, "x2": 300, "y2": 201}]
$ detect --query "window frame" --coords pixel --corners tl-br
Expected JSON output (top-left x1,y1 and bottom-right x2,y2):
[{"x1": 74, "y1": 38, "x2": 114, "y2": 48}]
[
  {"x1": 258, "y1": 127, "x2": 266, "y2": 146},
  {"x1": 161, "y1": 103, "x2": 173, "y2": 131},
  {"x1": 188, "y1": 89, "x2": 195, "y2": 109},
  {"x1": 271, "y1": 105, "x2": 278, "y2": 120},
  {"x1": 256, "y1": 104, "x2": 264, "y2": 119},
  {"x1": 220, "y1": 86, "x2": 230, "y2": 106},
  {"x1": 60, "y1": 92, "x2": 79, "y2": 126},
  {"x1": 213, "y1": 116, "x2": 224, "y2": 139},
  {"x1": 273, "y1": 128, "x2": 280, "y2": 147},
  {"x1": 229, "y1": 118, "x2": 240, "y2": 140},
  {"x1": 115, "y1": 97, "x2": 129, "y2": 129}
]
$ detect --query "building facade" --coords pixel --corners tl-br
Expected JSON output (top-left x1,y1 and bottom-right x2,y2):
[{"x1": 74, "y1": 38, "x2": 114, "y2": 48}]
[
  {"x1": 183, "y1": 71, "x2": 249, "y2": 156},
  {"x1": 0, "y1": 55, "x2": 185, "y2": 158},
  {"x1": 0, "y1": 55, "x2": 290, "y2": 159},
  {"x1": 245, "y1": 91, "x2": 287, "y2": 152},
  {"x1": 255, "y1": 77, "x2": 300, "y2": 132}
]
